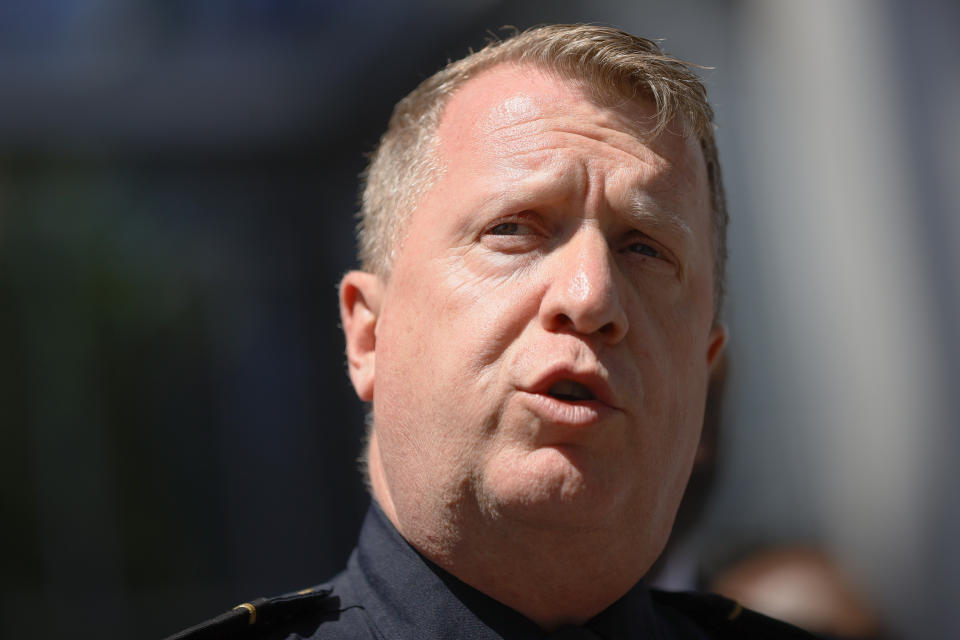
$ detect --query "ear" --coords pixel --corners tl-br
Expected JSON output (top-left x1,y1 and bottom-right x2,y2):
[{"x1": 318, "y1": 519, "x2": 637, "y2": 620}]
[
  {"x1": 339, "y1": 270, "x2": 383, "y2": 402},
  {"x1": 706, "y1": 323, "x2": 727, "y2": 370}
]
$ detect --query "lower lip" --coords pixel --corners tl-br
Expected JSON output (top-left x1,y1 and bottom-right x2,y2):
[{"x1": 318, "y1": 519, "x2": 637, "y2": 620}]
[{"x1": 519, "y1": 392, "x2": 615, "y2": 426}]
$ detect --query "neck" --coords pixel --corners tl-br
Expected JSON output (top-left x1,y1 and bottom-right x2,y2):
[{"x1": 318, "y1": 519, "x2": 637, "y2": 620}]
[{"x1": 367, "y1": 439, "x2": 654, "y2": 630}]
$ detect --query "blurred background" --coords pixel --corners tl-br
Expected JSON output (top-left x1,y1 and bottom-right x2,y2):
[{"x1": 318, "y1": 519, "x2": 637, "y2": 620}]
[{"x1": 2, "y1": 1, "x2": 957, "y2": 638}]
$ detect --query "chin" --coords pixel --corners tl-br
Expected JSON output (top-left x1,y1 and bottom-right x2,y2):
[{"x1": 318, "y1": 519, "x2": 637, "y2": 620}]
[{"x1": 480, "y1": 446, "x2": 631, "y2": 529}]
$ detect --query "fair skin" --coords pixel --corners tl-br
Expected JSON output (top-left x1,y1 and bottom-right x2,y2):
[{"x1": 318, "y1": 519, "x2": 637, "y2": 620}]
[{"x1": 340, "y1": 63, "x2": 726, "y2": 629}]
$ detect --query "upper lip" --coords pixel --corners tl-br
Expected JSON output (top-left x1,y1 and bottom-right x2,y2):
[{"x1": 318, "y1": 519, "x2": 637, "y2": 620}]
[{"x1": 524, "y1": 366, "x2": 620, "y2": 409}]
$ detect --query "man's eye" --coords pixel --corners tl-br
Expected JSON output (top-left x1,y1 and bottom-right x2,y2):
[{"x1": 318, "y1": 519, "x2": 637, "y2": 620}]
[
  {"x1": 489, "y1": 222, "x2": 524, "y2": 235},
  {"x1": 628, "y1": 242, "x2": 660, "y2": 258}
]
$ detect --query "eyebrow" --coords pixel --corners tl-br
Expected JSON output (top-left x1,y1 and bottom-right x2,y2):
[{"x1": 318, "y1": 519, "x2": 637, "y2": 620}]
[{"x1": 626, "y1": 194, "x2": 693, "y2": 242}]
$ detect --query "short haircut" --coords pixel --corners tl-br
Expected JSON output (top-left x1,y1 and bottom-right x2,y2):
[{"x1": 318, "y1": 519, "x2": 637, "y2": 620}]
[{"x1": 358, "y1": 23, "x2": 728, "y2": 314}]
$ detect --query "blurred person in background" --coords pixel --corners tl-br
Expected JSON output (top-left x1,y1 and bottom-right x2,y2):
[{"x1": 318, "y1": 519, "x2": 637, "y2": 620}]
[
  {"x1": 710, "y1": 545, "x2": 887, "y2": 640},
  {"x1": 167, "y1": 24, "x2": 816, "y2": 640}
]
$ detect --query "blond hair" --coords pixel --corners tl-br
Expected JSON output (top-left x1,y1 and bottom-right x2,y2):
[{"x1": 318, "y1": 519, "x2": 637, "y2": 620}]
[{"x1": 358, "y1": 24, "x2": 728, "y2": 312}]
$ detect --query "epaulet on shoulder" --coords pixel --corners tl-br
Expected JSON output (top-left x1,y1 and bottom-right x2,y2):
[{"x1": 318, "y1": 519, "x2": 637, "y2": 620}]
[
  {"x1": 163, "y1": 584, "x2": 338, "y2": 640},
  {"x1": 650, "y1": 590, "x2": 821, "y2": 639}
]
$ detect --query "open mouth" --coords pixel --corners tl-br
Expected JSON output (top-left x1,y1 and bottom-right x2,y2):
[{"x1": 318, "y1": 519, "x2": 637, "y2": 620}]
[{"x1": 547, "y1": 379, "x2": 596, "y2": 402}]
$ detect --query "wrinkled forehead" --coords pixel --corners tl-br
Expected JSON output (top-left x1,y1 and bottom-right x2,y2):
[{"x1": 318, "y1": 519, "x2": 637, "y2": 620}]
[
  {"x1": 474, "y1": 81, "x2": 654, "y2": 141},
  {"x1": 437, "y1": 64, "x2": 705, "y2": 182}
]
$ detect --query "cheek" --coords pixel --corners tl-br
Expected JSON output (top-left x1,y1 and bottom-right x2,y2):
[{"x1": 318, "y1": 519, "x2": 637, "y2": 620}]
[
  {"x1": 625, "y1": 288, "x2": 713, "y2": 453},
  {"x1": 629, "y1": 262, "x2": 714, "y2": 367},
  {"x1": 436, "y1": 261, "x2": 543, "y2": 373},
  {"x1": 376, "y1": 261, "x2": 541, "y2": 433}
]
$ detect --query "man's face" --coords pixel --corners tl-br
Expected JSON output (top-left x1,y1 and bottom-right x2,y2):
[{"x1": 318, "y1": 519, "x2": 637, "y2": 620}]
[{"x1": 343, "y1": 64, "x2": 724, "y2": 558}]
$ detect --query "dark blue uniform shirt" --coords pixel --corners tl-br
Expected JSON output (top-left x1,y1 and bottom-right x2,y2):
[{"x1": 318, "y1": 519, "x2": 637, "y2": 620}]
[
  {"x1": 262, "y1": 504, "x2": 716, "y2": 639},
  {"x1": 166, "y1": 504, "x2": 817, "y2": 639}
]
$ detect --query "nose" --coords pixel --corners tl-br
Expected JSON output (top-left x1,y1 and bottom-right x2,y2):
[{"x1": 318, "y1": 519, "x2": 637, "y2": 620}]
[{"x1": 539, "y1": 228, "x2": 629, "y2": 344}]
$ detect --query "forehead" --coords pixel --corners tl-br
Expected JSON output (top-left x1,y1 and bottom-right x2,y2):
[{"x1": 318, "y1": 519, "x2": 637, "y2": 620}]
[{"x1": 435, "y1": 63, "x2": 708, "y2": 203}]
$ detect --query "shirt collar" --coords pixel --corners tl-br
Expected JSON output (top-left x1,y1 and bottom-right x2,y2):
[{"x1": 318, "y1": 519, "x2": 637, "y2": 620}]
[{"x1": 344, "y1": 503, "x2": 669, "y2": 640}]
